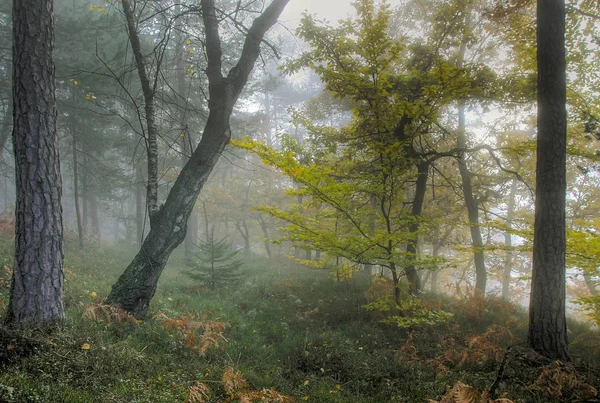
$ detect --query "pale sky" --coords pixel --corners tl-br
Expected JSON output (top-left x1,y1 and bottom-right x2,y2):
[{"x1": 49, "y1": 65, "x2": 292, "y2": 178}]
[{"x1": 279, "y1": 0, "x2": 356, "y2": 28}]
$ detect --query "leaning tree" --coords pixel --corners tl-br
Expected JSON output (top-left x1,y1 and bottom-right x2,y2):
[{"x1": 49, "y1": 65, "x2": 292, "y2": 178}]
[{"x1": 106, "y1": 0, "x2": 290, "y2": 318}]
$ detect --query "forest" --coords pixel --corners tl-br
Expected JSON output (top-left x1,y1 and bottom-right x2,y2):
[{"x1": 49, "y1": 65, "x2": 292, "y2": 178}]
[{"x1": 0, "y1": 0, "x2": 599, "y2": 401}]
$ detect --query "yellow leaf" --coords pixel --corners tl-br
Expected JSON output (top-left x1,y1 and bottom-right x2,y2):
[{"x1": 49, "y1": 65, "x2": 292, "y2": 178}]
[
  {"x1": 185, "y1": 39, "x2": 192, "y2": 45},
  {"x1": 81, "y1": 343, "x2": 91, "y2": 350},
  {"x1": 89, "y1": 4, "x2": 96, "y2": 11},
  {"x1": 303, "y1": 380, "x2": 309, "y2": 386},
  {"x1": 90, "y1": 291, "x2": 97, "y2": 297}
]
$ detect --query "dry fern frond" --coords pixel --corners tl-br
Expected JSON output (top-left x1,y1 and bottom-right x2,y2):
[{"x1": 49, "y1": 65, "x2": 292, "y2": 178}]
[
  {"x1": 223, "y1": 367, "x2": 250, "y2": 395},
  {"x1": 154, "y1": 312, "x2": 229, "y2": 355},
  {"x1": 82, "y1": 302, "x2": 138, "y2": 325},
  {"x1": 525, "y1": 360, "x2": 598, "y2": 400},
  {"x1": 427, "y1": 381, "x2": 516, "y2": 403},
  {"x1": 224, "y1": 388, "x2": 296, "y2": 403},
  {"x1": 185, "y1": 381, "x2": 210, "y2": 403},
  {"x1": 395, "y1": 331, "x2": 418, "y2": 362}
]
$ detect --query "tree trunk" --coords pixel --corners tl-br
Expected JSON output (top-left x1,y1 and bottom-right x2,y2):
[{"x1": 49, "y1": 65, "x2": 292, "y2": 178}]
[
  {"x1": 528, "y1": 0, "x2": 569, "y2": 360},
  {"x1": 0, "y1": 103, "x2": 12, "y2": 156},
  {"x1": 6, "y1": 0, "x2": 65, "y2": 326},
  {"x1": 258, "y1": 216, "x2": 272, "y2": 258},
  {"x1": 457, "y1": 100, "x2": 486, "y2": 295},
  {"x1": 502, "y1": 179, "x2": 518, "y2": 300},
  {"x1": 82, "y1": 155, "x2": 88, "y2": 235},
  {"x1": 89, "y1": 172, "x2": 100, "y2": 237},
  {"x1": 121, "y1": 0, "x2": 160, "y2": 225},
  {"x1": 404, "y1": 161, "x2": 428, "y2": 294},
  {"x1": 135, "y1": 164, "x2": 144, "y2": 246},
  {"x1": 107, "y1": 0, "x2": 291, "y2": 318},
  {"x1": 70, "y1": 122, "x2": 84, "y2": 250}
]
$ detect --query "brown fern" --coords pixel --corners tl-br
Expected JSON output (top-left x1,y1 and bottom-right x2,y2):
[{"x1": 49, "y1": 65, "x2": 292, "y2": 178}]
[
  {"x1": 185, "y1": 381, "x2": 210, "y2": 403},
  {"x1": 525, "y1": 360, "x2": 598, "y2": 400},
  {"x1": 154, "y1": 312, "x2": 228, "y2": 356},
  {"x1": 427, "y1": 381, "x2": 515, "y2": 403},
  {"x1": 82, "y1": 302, "x2": 138, "y2": 325}
]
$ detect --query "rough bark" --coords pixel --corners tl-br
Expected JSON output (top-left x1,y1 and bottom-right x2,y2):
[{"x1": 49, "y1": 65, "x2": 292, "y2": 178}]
[
  {"x1": 107, "y1": 0, "x2": 291, "y2": 318},
  {"x1": 528, "y1": 0, "x2": 569, "y2": 360},
  {"x1": 502, "y1": 179, "x2": 518, "y2": 300},
  {"x1": 6, "y1": 0, "x2": 65, "y2": 326}
]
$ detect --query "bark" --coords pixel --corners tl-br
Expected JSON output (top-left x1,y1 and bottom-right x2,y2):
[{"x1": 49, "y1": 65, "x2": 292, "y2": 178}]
[
  {"x1": 122, "y1": 0, "x2": 160, "y2": 226},
  {"x1": 89, "y1": 172, "x2": 100, "y2": 237},
  {"x1": 457, "y1": 100, "x2": 486, "y2": 295},
  {"x1": 258, "y1": 216, "x2": 272, "y2": 258},
  {"x1": 107, "y1": 0, "x2": 291, "y2": 318},
  {"x1": 502, "y1": 179, "x2": 518, "y2": 300},
  {"x1": 0, "y1": 103, "x2": 11, "y2": 155},
  {"x1": 70, "y1": 122, "x2": 84, "y2": 250},
  {"x1": 528, "y1": 0, "x2": 569, "y2": 360},
  {"x1": 135, "y1": 164, "x2": 144, "y2": 246},
  {"x1": 456, "y1": 38, "x2": 486, "y2": 295},
  {"x1": 82, "y1": 155, "x2": 88, "y2": 234},
  {"x1": 6, "y1": 0, "x2": 65, "y2": 326},
  {"x1": 404, "y1": 161, "x2": 428, "y2": 294},
  {"x1": 176, "y1": 19, "x2": 197, "y2": 259}
]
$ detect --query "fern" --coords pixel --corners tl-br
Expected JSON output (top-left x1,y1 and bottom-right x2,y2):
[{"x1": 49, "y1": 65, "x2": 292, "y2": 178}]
[
  {"x1": 82, "y1": 302, "x2": 138, "y2": 325},
  {"x1": 426, "y1": 381, "x2": 515, "y2": 403},
  {"x1": 154, "y1": 312, "x2": 228, "y2": 356}
]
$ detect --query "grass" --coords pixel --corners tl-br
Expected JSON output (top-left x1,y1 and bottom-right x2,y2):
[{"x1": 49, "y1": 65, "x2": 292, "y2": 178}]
[{"x1": 0, "y1": 237, "x2": 598, "y2": 402}]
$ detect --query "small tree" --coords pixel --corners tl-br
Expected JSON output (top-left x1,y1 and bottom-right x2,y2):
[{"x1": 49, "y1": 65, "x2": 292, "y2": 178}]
[{"x1": 183, "y1": 237, "x2": 244, "y2": 290}]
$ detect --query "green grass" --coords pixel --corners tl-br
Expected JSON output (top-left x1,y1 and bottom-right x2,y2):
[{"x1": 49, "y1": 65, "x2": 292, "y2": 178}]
[{"x1": 0, "y1": 238, "x2": 598, "y2": 402}]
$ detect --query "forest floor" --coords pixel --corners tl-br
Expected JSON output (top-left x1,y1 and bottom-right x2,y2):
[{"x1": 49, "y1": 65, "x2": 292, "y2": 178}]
[{"x1": 0, "y1": 237, "x2": 599, "y2": 403}]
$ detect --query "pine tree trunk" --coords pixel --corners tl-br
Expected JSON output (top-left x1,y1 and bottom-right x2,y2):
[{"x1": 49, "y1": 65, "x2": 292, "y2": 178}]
[
  {"x1": 6, "y1": 0, "x2": 65, "y2": 326},
  {"x1": 528, "y1": 0, "x2": 569, "y2": 360}
]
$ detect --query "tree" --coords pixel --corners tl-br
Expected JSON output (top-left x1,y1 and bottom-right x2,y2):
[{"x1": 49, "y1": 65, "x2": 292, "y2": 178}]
[
  {"x1": 107, "y1": 0, "x2": 290, "y2": 318},
  {"x1": 6, "y1": 0, "x2": 64, "y2": 325},
  {"x1": 528, "y1": 0, "x2": 569, "y2": 359},
  {"x1": 183, "y1": 236, "x2": 244, "y2": 290}
]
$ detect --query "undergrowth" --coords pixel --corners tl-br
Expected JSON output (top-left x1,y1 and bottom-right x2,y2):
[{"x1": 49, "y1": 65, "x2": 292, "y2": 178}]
[{"x1": 0, "y1": 237, "x2": 598, "y2": 402}]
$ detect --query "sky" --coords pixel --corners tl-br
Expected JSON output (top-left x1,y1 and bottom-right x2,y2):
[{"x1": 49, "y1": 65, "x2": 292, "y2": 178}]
[{"x1": 279, "y1": 0, "x2": 357, "y2": 28}]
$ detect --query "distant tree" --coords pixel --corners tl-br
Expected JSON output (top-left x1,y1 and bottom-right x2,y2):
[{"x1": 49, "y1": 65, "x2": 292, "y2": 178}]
[
  {"x1": 6, "y1": 0, "x2": 65, "y2": 326},
  {"x1": 528, "y1": 0, "x2": 569, "y2": 360},
  {"x1": 183, "y1": 236, "x2": 243, "y2": 290}
]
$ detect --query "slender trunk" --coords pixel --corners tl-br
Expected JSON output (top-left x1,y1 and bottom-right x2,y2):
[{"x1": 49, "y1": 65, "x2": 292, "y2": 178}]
[
  {"x1": 528, "y1": 0, "x2": 569, "y2": 360},
  {"x1": 456, "y1": 40, "x2": 486, "y2": 295},
  {"x1": 258, "y1": 216, "x2": 272, "y2": 258},
  {"x1": 7, "y1": 0, "x2": 64, "y2": 326},
  {"x1": 0, "y1": 103, "x2": 12, "y2": 156},
  {"x1": 431, "y1": 243, "x2": 440, "y2": 294},
  {"x1": 71, "y1": 123, "x2": 84, "y2": 250},
  {"x1": 82, "y1": 155, "x2": 88, "y2": 235},
  {"x1": 89, "y1": 172, "x2": 100, "y2": 237},
  {"x1": 135, "y1": 164, "x2": 144, "y2": 246},
  {"x1": 457, "y1": 100, "x2": 486, "y2": 294},
  {"x1": 502, "y1": 179, "x2": 518, "y2": 300},
  {"x1": 264, "y1": 90, "x2": 272, "y2": 147},
  {"x1": 122, "y1": 0, "x2": 160, "y2": 225}
]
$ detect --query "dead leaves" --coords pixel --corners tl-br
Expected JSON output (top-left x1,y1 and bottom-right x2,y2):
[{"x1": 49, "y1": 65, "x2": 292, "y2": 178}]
[
  {"x1": 154, "y1": 312, "x2": 229, "y2": 356},
  {"x1": 185, "y1": 367, "x2": 295, "y2": 403},
  {"x1": 426, "y1": 381, "x2": 515, "y2": 403}
]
